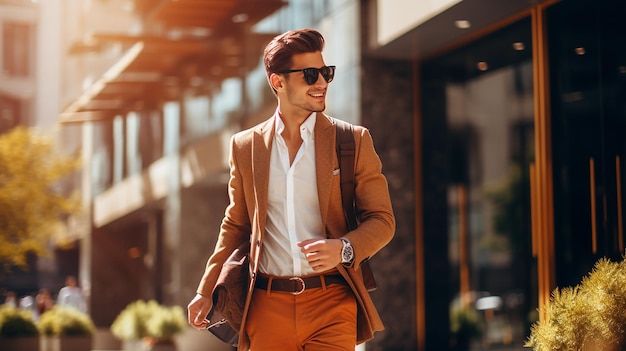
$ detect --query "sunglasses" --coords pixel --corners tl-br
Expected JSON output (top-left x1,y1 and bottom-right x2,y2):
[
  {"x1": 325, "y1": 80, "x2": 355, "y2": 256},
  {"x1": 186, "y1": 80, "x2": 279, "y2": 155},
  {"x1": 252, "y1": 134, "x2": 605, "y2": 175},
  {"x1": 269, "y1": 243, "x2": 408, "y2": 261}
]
[{"x1": 277, "y1": 65, "x2": 336, "y2": 85}]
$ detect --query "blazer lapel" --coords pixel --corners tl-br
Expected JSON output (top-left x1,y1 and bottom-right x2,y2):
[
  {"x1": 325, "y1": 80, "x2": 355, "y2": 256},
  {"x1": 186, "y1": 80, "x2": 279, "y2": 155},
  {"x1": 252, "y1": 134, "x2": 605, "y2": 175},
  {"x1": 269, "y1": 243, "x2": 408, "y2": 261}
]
[
  {"x1": 314, "y1": 113, "x2": 336, "y2": 229},
  {"x1": 252, "y1": 117, "x2": 274, "y2": 242}
]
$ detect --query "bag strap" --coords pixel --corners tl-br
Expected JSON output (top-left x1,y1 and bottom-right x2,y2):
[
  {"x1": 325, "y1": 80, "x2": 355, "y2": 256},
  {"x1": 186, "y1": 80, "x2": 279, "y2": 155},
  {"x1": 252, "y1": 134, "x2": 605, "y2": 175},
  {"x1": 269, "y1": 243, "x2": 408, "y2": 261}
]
[
  {"x1": 335, "y1": 119, "x2": 357, "y2": 231},
  {"x1": 335, "y1": 119, "x2": 378, "y2": 291}
]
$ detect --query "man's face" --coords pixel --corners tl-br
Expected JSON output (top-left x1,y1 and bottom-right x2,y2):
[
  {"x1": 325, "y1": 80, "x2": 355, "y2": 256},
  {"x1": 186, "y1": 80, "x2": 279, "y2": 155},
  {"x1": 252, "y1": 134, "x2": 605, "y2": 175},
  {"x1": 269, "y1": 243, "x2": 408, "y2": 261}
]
[{"x1": 278, "y1": 51, "x2": 329, "y2": 115}]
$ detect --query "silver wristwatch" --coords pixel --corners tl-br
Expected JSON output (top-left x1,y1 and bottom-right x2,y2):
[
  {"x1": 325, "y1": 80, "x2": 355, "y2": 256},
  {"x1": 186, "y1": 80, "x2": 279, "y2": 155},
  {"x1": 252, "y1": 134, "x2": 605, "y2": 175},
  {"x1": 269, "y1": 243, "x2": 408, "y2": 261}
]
[{"x1": 340, "y1": 238, "x2": 354, "y2": 265}]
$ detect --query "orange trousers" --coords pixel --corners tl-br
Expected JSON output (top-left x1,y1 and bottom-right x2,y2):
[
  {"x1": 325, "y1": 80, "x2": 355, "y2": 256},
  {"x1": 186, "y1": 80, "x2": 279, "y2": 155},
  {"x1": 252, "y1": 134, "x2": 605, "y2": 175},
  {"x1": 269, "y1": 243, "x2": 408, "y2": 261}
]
[{"x1": 245, "y1": 281, "x2": 357, "y2": 350}]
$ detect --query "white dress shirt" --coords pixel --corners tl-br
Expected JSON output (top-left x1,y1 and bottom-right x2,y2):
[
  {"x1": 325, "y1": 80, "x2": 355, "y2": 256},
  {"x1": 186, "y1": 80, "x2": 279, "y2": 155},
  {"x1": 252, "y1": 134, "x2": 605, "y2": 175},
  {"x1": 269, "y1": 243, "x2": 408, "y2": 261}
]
[
  {"x1": 57, "y1": 286, "x2": 87, "y2": 312},
  {"x1": 259, "y1": 112, "x2": 323, "y2": 277}
]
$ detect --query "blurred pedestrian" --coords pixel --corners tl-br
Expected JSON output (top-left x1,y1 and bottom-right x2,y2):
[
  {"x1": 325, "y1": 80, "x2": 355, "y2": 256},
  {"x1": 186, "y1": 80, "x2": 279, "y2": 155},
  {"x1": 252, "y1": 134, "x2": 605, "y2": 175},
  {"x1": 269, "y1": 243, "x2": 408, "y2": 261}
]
[
  {"x1": 19, "y1": 294, "x2": 35, "y2": 312},
  {"x1": 187, "y1": 28, "x2": 395, "y2": 350},
  {"x1": 36, "y1": 288, "x2": 54, "y2": 316},
  {"x1": 3, "y1": 291, "x2": 17, "y2": 307},
  {"x1": 57, "y1": 275, "x2": 86, "y2": 312}
]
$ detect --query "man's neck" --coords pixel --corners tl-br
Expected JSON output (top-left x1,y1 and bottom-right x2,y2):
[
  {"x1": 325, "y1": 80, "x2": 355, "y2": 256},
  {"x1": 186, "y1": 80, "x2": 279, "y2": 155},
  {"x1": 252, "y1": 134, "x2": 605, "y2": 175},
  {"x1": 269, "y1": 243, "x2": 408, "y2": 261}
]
[{"x1": 278, "y1": 110, "x2": 313, "y2": 139}]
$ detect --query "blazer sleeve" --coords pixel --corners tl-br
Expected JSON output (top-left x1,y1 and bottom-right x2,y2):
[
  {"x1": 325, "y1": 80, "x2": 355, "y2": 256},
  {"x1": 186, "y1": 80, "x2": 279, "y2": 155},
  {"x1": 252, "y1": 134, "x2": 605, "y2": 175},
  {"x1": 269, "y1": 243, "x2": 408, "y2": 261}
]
[
  {"x1": 196, "y1": 133, "x2": 252, "y2": 296},
  {"x1": 342, "y1": 127, "x2": 395, "y2": 267}
]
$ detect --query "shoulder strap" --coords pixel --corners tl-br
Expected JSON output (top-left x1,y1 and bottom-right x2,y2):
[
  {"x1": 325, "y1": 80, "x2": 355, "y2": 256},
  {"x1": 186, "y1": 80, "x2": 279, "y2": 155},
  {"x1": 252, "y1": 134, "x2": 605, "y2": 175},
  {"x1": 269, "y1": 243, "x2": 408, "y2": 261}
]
[
  {"x1": 335, "y1": 119, "x2": 378, "y2": 291},
  {"x1": 335, "y1": 119, "x2": 357, "y2": 231}
]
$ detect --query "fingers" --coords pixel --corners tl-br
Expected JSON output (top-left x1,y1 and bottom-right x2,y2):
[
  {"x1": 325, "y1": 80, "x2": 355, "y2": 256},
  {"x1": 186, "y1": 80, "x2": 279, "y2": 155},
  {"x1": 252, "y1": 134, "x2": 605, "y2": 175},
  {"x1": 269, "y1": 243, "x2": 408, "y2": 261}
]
[
  {"x1": 187, "y1": 294, "x2": 211, "y2": 330},
  {"x1": 297, "y1": 238, "x2": 318, "y2": 248},
  {"x1": 297, "y1": 238, "x2": 342, "y2": 270},
  {"x1": 297, "y1": 238, "x2": 329, "y2": 253},
  {"x1": 298, "y1": 240, "x2": 324, "y2": 269},
  {"x1": 193, "y1": 309, "x2": 208, "y2": 329},
  {"x1": 310, "y1": 261, "x2": 329, "y2": 272}
]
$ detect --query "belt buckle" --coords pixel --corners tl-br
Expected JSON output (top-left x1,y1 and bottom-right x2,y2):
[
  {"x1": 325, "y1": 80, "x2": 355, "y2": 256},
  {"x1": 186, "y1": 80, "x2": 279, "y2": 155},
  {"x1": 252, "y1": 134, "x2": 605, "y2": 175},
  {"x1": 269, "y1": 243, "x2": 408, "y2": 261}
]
[{"x1": 289, "y1": 277, "x2": 306, "y2": 295}]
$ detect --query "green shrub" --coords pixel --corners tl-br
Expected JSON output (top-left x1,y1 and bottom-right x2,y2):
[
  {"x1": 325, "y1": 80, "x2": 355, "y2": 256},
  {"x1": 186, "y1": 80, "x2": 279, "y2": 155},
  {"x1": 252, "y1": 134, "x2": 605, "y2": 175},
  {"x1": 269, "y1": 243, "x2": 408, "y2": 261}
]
[
  {"x1": 38, "y1": 305, "x2": 95, "y2": 336},
  {"x1": 0, "y1": 306, "x2": 39, "y2": 338},
  {"x1": 450, "y1": 305, "x2": 482, "y2": 338},
  {"x1": 110, "y1": 300, "x2": 186, "y2": 343},
  {"x1": 526, "y1": 257, "x2": 626, "y2": 350},
  {"x1": 450, "y1": 305, "x2": 483, "y2": 350}
]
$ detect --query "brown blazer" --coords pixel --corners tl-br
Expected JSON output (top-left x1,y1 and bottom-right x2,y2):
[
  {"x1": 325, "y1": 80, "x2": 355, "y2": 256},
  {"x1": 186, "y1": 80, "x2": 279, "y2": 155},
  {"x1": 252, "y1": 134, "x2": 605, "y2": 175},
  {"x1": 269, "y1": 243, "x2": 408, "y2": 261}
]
[{"x1": 196, "y1": 112, "x2": 395, "y2": 350}]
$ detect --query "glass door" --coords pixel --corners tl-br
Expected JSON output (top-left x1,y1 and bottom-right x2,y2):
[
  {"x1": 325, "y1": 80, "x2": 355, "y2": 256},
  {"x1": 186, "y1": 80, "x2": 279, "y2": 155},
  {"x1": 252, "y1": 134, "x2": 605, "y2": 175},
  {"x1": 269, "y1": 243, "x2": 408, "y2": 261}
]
[
  {"x1": 421, "y1": 17, "x2": 536, "y2": 350},
  {"x1": 548, "y1": 0, "x2": 626, "y2": 288}
]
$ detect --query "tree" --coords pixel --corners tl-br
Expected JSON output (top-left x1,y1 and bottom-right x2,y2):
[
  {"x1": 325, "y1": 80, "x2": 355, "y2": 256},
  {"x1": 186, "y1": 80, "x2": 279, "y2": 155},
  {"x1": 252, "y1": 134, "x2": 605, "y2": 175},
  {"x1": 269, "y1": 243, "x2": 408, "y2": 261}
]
[{"x1": 0, "y1": 127, "x2": 80, "y2": 270}]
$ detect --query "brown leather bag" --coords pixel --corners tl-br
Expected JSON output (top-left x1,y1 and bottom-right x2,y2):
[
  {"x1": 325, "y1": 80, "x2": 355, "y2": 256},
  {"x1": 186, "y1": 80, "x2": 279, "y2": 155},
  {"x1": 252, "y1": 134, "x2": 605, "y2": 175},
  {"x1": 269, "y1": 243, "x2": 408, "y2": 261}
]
[
  {"x1": 335, "y1": 119, "x2": 378, "y2": 291},
  {"x1": 206, "y1": 242, "x2": 249, "y2": 346}
]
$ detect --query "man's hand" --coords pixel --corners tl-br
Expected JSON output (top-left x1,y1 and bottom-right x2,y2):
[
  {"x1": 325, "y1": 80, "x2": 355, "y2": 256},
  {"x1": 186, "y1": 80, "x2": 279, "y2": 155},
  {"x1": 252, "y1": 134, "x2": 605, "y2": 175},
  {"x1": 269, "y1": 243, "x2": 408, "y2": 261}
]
[
  {"x1": 187, "y1": 293, "x2": 212, "y2": 329},
  {"x1": 297, "y1": 238, "x2": 343, "y2": 272}
]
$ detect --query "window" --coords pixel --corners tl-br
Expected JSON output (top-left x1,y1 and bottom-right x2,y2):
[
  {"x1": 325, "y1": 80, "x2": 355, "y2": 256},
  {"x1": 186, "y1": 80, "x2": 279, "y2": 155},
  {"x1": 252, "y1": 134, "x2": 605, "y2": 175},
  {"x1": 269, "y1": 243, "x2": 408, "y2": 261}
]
[
  {"x1": 0, "y1": 96, "x2": 21, "y2": 133},
  {"x1": 2, "y1": 22, "x2": 33, "y2": 77}
]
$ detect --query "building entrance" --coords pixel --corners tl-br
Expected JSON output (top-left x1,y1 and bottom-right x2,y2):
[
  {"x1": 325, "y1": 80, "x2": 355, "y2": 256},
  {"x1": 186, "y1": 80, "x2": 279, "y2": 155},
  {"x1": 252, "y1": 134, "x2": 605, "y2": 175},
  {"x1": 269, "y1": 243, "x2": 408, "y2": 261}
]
[
  {"x1": 420, "y1": 0, "x2": 626, "y2": 349},
  {"x1": 421, "y1": 17, "x2": 536, "y2": 350},
  {"x1": 549, "y1": 0, "x2": 626, "y2": 288}
]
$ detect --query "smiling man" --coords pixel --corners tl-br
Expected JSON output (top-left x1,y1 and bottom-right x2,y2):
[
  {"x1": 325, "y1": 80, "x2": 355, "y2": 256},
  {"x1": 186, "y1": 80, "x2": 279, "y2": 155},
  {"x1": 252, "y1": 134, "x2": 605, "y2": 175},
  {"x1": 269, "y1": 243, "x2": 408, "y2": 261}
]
[{"x1": 187, "y1": 28, "x2": 395, "y2": 351}]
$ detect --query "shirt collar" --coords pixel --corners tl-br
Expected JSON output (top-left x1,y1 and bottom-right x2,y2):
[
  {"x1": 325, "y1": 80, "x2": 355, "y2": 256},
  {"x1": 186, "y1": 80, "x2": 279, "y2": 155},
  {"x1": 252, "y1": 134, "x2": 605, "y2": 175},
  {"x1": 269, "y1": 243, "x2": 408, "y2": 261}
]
[{"x1": 274, "y1": 111, "x2": 316, "y2": 137}]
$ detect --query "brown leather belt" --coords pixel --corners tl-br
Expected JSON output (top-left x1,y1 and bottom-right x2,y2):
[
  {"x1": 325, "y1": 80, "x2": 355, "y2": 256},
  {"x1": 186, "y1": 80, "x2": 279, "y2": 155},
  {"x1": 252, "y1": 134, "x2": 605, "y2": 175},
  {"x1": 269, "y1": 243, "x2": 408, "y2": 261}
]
[{"x1": 255, "y1": 274, "x2": 347, "y2": 295}]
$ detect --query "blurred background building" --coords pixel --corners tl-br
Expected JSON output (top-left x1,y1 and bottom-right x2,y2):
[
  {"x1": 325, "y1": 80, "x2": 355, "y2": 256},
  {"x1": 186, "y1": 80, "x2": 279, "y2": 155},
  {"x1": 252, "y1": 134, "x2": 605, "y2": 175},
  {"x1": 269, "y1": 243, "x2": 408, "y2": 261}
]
[
  {"x1": 0, "y1": 0, "x2": 81, "y2": 298},
  {"x1": 0, "y1": 0, "x2": 37, "y2": 133},
  {"x1": 1, "y1": 0, "x2": 624, "y2": 350}
]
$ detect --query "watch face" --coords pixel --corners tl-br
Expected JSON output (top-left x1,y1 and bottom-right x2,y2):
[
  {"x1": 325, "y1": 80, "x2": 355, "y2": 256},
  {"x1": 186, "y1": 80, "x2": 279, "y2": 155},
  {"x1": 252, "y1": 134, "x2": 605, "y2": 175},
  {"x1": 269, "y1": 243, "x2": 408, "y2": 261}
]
[{"x1": 341, "y1": 239, "x2": 354, "y2": 263}]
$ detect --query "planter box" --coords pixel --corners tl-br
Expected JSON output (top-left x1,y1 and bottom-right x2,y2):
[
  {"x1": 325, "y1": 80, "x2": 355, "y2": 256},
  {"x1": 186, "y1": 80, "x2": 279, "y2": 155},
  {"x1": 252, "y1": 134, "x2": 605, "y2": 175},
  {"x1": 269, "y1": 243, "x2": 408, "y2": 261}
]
[
  {"x1": 146, "y1": 343, "x2": 176, "y2": 351},
  {"x1": 40, "y1": 335, "x2": 92, "y2": 351},
  {"x1": 93, "y1": 327, "x2": 122, "y2": 350},
  {"x1": 123, "y1": 340, "x2": 142, "y2": 351},
  {"x1": 0, "y1": 336, "x2": 40, "y2": 351},
  {"x1": 123, "y1": 340, "x2": 177, "y2": 351}
]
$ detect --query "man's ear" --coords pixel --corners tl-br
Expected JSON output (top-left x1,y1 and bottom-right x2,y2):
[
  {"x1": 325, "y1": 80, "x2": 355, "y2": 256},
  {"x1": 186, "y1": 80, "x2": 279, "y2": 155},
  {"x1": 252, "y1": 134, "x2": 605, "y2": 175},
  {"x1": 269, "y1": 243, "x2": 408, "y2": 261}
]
[{"x1": 270, "y1": 73, "x2": 284, "y2": 91}]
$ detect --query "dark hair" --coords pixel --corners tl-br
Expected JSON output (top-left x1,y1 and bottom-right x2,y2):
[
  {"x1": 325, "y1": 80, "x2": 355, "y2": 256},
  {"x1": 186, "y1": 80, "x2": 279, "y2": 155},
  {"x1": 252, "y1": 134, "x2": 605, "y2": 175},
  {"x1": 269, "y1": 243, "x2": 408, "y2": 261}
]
[{"x1": 263, "y1": 29, "x2": 325, "y2": 92}]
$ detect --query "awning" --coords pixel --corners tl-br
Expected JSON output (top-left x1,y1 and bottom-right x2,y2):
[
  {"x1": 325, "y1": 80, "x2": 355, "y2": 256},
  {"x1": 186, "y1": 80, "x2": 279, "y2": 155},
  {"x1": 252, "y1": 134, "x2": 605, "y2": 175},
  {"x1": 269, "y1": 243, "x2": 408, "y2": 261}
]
[
  {"x1": 59, "y1": 0, "x2": 286, "y2": 124},
  {"x1": 144, "y1": 0, "x2": 286, "y2": 31},
  {"x1": 59, "y1": 39, "x2": 209, "y2": 123}
]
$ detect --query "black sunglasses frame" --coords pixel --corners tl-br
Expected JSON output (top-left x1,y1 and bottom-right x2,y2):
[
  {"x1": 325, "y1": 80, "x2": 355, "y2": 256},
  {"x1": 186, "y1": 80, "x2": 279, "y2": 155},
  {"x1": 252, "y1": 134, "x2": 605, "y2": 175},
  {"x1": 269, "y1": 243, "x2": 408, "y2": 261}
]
[{"x1": 277, "y1": 65, "x2": 336, "y2": 85}]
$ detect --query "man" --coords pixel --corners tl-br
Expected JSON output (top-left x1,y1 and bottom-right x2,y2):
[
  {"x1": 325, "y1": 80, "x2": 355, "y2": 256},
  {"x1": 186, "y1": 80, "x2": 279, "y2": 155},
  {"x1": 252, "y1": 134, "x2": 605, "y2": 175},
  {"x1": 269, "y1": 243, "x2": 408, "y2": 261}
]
[
  {"x1": 57, "y1": 275, "x2": 86, "y2": 313},
  {"x1": 188, "y1": 28, "x2": 395, "y2": 350}
]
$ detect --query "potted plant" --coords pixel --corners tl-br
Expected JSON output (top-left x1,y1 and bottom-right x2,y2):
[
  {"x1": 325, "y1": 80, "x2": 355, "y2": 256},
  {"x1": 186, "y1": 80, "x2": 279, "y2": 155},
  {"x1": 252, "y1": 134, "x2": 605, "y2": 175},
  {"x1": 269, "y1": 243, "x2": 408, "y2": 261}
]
[
  {"x1": 0, "y1": 306, "x2": 40, "y2": 351},
  {"x1": 526, "y1": 257, "x2": 626, "y2": 350},
  {"x1": 38, "y1": 305, "x2": 95, "y2": 351},
  {"x1": 450, "y1": 305, "x2": 483, "y2": 351},
  {"x1": 111, "y1": 300, "x2": 187, "y2": 351}
]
